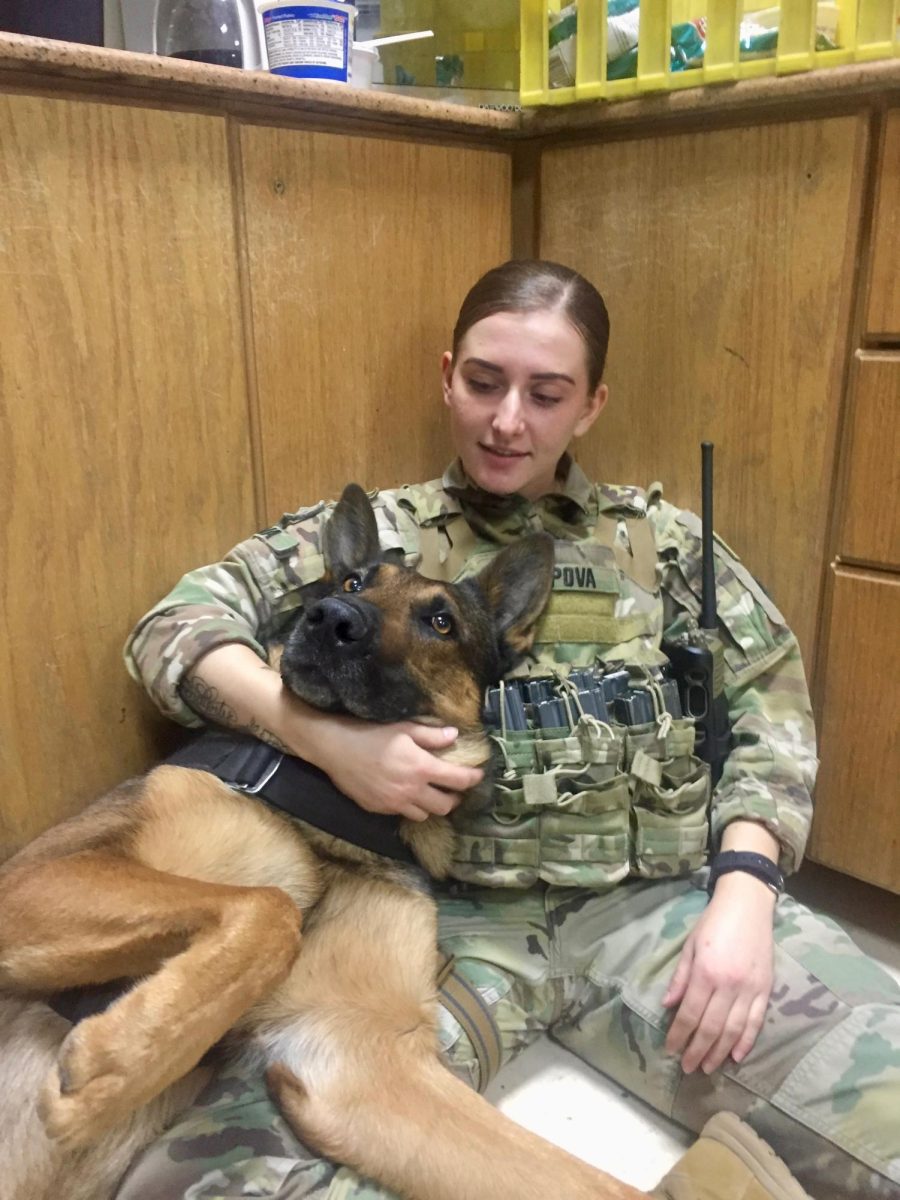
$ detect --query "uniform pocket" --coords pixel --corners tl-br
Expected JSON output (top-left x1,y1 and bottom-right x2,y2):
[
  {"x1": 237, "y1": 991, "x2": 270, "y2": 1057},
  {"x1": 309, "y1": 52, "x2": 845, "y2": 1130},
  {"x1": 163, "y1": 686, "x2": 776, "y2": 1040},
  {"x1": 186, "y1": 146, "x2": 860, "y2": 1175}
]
[
  {"x1": 631, "y1": 760, "x2": 710, "y2": 878},
  {"x1": 451, "y1": 809, "x2": 541, "y2": 888},
  {"x1": 540, "y1": 773, "x2": 632, "y2": 886},
  {"x1": 624, "y1": 717, "x2": 696, "y2": 767}
]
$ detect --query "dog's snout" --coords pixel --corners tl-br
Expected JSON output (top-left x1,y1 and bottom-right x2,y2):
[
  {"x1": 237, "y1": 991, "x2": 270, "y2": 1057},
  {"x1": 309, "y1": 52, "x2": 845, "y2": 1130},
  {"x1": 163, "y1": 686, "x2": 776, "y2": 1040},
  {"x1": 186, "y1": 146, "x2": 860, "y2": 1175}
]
[{"x1": 305, "y1": 597, "x2": 373, "y2": 653}]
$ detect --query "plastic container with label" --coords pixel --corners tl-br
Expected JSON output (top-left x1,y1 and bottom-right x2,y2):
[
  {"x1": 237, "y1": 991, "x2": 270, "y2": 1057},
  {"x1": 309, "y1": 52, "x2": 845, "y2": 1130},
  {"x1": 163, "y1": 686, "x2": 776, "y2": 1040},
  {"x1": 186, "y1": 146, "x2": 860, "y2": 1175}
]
[{"x1": 258, "y1": 0, "x2": 357, "y2": 81}]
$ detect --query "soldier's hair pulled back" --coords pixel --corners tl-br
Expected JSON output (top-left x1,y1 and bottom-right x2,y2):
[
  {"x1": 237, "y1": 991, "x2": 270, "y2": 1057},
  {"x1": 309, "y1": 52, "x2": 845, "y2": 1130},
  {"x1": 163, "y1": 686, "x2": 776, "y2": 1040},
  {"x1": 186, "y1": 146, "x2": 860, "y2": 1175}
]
[{"x1": 451, "y1": 260, "x2": 610, "y2": 391}]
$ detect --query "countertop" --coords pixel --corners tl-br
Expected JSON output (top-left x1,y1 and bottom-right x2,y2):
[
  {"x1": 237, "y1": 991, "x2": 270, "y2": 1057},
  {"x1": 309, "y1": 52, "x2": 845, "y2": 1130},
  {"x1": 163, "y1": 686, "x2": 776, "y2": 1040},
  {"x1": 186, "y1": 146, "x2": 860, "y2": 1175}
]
[{"x1": 0, "y1": 31, "x2": 898, "y2": 141}]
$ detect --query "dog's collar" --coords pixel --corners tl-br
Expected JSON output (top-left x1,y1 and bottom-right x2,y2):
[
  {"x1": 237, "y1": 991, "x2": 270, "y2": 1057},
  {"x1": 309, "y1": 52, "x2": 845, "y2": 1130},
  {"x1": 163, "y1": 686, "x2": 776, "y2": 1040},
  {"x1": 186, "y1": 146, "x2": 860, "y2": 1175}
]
[{"x1": 166, "y1": 732, "x2": 417, "y2": 865}]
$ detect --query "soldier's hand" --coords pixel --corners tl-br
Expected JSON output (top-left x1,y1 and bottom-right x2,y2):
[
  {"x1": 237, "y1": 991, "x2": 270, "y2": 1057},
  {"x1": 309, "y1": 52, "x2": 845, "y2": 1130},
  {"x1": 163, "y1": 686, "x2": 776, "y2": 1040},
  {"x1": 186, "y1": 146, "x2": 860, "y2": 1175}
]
[
  {"x1": 306, "y1": 716, "x2": 484, "y2": 823},
  {"x1": 662, "y1": 871, "x2": 776, "y2": 1074}
]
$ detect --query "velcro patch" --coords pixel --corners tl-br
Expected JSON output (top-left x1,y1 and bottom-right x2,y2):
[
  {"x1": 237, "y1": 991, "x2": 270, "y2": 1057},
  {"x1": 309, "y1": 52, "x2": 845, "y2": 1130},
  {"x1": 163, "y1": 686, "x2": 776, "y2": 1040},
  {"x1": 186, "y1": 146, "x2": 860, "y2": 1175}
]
[{"x1": 551, "y1": 563, "x2": 620, "y2": 592}]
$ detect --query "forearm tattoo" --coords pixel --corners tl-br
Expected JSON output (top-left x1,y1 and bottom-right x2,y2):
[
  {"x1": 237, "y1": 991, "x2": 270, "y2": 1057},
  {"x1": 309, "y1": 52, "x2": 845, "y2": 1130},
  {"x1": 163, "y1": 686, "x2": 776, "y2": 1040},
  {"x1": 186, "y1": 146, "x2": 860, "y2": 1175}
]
[
  {"x1": 243, "y1": 720, "x2": 291, "y2": 753},
  {"x1": 180, "y1": 676, "x2": 236, "y2": 725},
  {"x1": 179, "y1": 677, "x2": 290, "y2": 752}
]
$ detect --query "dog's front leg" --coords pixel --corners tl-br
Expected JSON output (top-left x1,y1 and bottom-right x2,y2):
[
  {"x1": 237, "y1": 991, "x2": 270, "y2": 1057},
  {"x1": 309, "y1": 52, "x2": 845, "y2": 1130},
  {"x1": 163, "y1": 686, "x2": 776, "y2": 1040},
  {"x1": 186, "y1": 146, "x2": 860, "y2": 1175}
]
[
  {"x1": 249, "y1": 872, "x2": 646, "y2": 1200},
  {"x1": 0, "y1": 852, "x2": 302, "y2": 1148},
  {"x1": 268, "y1": 1039, "x2": 648, "y2": 1200}
]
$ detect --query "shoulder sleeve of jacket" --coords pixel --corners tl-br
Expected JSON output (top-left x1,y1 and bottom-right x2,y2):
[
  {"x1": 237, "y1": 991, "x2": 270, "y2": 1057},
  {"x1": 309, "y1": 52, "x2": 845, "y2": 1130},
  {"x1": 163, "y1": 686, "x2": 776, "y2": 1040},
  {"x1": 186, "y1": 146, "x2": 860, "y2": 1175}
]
[
  {"x1": 123, "y1": 502, "x2": 331, "y2": 726},
  {"x1": 124, "y1": 489, "x2": 425, "y2": 726},
  {"x1": 650, "y1": 500, "x2": 818, "y2": 873},
  {"x1": 369, "y1": 488, "x2": 425, "y2": 563}
]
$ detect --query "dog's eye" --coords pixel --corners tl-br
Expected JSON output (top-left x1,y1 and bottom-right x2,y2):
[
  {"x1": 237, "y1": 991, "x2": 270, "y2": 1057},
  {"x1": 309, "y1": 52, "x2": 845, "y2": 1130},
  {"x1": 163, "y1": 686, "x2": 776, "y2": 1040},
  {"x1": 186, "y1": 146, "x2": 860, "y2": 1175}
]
[
  {"x1": 430, "y1": 613, "x2": 453, "y2": 636},
  {"x1": 342, "y1": 574, "x2": 363, "y2": 594}
]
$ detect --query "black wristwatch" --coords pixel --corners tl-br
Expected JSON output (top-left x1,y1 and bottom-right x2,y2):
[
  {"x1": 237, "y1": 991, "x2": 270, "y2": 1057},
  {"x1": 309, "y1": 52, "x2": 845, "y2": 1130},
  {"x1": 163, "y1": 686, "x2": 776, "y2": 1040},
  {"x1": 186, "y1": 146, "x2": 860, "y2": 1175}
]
[{"x1": 706, "y1": 850, "x2": 785, "y2": 897}]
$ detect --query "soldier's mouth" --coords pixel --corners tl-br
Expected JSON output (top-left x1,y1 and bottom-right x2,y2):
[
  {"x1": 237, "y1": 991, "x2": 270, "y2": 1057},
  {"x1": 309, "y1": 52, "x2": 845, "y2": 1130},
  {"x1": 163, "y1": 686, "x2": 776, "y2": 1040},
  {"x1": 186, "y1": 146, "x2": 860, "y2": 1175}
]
[{"x1": 480, "y1": 444, "x2": 529, "y2": 459}]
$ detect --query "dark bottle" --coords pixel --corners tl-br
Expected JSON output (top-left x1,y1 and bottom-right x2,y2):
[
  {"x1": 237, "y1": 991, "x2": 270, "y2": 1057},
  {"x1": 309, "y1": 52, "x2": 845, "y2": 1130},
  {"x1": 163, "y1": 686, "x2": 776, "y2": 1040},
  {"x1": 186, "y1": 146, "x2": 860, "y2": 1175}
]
[
  {"x1": 170, "y1": 47, "x2": 244, "y2": 68},
  {"x1": 153, "y1": 0, "x2": 261, "y2": 69}
]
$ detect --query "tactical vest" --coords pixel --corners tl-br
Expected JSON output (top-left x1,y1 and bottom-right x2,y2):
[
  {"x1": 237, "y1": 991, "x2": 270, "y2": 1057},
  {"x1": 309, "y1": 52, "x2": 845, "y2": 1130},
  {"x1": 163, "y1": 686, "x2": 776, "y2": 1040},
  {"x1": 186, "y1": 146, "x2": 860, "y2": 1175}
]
[{"x1": 410, "y1": 482, "x2": 712, "y2": 890}]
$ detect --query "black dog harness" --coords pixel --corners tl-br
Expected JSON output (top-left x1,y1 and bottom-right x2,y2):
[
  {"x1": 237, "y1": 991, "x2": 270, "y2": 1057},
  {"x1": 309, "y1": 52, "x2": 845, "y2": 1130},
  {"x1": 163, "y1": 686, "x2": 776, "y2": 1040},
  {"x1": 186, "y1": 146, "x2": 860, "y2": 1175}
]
[
  {"x1": 166, "y1": 732, "x2": 416, "y2": 865},
  {"x1": 46, "y1": 735, "x2": 504, "y2": 1092},
  {"x1": 47, "y1": 733, "x2": 413, "y2": 1027}
]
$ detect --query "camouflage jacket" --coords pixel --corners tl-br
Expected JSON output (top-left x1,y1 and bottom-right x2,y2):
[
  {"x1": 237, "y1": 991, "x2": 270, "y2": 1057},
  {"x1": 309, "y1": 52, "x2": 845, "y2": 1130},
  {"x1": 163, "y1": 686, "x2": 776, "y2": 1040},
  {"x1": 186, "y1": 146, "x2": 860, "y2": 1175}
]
[{"x1": 124, "y1": 458, "x2": 817, "y2": 875}]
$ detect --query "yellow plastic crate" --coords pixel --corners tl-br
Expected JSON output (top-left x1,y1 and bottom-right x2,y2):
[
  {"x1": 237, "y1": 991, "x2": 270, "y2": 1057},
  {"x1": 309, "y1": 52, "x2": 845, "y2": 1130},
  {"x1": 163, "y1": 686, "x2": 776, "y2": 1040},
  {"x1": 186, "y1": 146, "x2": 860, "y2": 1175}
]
[{"x1": 520, "y1": 0, "x2": 899, "y2": 104}]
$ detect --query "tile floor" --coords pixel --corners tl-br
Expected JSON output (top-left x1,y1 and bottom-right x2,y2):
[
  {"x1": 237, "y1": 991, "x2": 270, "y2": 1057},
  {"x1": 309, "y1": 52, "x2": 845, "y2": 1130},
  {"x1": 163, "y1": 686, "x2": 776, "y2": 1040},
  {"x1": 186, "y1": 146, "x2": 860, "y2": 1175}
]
[{"x1": 485, "y1": 863, "x2": 900, "y2": 1191}]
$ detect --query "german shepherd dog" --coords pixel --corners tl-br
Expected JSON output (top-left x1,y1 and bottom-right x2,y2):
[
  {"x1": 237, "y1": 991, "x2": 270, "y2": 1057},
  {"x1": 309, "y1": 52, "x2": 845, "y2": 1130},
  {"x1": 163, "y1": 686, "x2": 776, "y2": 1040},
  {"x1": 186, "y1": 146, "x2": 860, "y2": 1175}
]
[{"x1": 0, "y1": 485, "x2": 646, "y2": 1200}]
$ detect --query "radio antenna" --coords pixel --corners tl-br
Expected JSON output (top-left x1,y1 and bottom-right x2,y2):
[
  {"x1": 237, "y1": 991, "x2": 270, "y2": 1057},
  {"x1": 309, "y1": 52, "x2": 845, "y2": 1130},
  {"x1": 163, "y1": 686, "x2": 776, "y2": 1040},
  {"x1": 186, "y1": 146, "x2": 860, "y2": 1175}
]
[{"x1": 700, "y1": 442, "x2": 717, "y2": 631}]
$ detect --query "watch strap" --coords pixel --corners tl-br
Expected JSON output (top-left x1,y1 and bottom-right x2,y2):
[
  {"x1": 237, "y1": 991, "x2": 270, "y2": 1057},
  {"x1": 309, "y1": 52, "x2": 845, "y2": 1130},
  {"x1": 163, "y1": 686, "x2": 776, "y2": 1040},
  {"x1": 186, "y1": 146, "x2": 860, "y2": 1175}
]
[{"x1": 707, "y1": 850, "x2": 784, "y2": 897}]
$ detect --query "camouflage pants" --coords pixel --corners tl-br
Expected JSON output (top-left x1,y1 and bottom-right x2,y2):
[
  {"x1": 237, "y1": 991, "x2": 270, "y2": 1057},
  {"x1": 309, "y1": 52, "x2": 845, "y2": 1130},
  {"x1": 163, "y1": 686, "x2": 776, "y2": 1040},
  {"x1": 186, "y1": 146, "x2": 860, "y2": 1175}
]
[{"x1": 115, "y1": 875, "x2": 900, "y2": 1200}]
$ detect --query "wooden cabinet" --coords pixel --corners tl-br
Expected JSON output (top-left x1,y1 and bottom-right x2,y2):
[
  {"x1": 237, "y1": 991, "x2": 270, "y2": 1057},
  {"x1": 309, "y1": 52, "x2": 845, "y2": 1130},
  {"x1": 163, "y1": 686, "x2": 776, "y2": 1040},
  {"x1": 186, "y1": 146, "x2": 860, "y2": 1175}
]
[
  {"x1": 809, "y1": 117, "x2": 900, "y2": 894},
  {"x1": 0, "y1": 46, "x2": 896, "y2": 894},
  {"x1": 538, "y1": 116, "x2": 868, "y2": 669},
  {"x1": 810, "y1": 568, "x2": 900, "y2": 893},
  {"x1": 0, "y1": 96, "x2": 511, "y2": 853},
  {"x1": 538, "y1": 112, "x2": 900, "y2": 892},
  {"x1": 0, "y1": 93, "x2": 255, "y2": 852},
  {"x1": 865, "y1": 111, "x2": 900, "y2": 340},
  {"x1": 837, "y1": 354, "x2": 900, "y2": 571},
  {"x1": 238, "y1": 127, "x2": 510, "y2": 519}
]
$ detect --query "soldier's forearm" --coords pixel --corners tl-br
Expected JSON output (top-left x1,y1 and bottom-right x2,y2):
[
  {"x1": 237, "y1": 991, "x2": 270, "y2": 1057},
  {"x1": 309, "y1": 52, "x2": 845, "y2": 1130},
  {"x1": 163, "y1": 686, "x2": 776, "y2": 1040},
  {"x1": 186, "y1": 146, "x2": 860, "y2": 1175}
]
[
  {"x1": 180, "y1": 643, "x2": 359, "y2": 772},
  {"x1": 720, "y1": 819, "x2": 781, "y2": 862},
  {"x1": 180, "y1": 644, "x2": 294, "y2": 752}
]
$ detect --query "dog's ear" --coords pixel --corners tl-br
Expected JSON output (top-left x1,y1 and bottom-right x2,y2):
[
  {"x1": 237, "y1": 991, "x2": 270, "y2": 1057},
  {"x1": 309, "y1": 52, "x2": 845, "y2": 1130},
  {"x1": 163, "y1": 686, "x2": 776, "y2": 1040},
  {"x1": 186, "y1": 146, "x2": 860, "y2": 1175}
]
[
  {"x1": 469, "y1": 534, "x2": 555, "y2": 672},
  {"x1": 323, "y1": 483, "x2": 381, "y2": 577}
]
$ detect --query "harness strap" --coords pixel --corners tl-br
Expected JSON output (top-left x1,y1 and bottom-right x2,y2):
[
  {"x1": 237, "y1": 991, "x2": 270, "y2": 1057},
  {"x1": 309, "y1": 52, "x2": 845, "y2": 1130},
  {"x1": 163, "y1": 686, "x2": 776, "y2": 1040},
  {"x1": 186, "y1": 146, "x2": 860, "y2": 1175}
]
[
  {"x1": 437, "y1": 952, "x2": 504, "y2": 1093},
  {"x1": 167, "y1": 732, "x2": 416, "y2": 865}
]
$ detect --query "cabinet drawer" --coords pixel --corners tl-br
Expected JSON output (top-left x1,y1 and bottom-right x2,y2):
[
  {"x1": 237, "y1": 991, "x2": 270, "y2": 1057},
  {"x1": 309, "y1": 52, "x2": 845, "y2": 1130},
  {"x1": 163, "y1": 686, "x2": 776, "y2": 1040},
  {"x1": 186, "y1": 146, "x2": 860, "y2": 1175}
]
[
  {"x1": 810, "y1": 567, "x2": 900, "y2": 893},
  {"x1": 837, "y1": 353, "x2": 900, "y2": 571},
  {"x1": 866, "y1": 110, "x2": 900, "y2": 339}
]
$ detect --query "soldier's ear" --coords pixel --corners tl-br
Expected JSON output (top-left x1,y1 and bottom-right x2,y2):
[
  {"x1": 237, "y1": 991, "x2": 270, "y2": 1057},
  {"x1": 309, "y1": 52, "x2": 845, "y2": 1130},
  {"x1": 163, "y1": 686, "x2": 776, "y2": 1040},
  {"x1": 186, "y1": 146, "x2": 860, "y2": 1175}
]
[
  {"x1": 469, "y1": 534, "x2": 555, "y2": 672},
  {"x1": 323, "y1": 484, "x2": 381, "y2": 577}
]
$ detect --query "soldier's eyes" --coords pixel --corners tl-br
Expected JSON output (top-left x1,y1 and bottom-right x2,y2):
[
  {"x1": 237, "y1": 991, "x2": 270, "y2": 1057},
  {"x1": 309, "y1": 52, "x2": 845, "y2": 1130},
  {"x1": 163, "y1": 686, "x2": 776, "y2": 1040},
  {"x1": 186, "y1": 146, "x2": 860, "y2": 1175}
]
[
  {"x1": 430, "y1": 613, "x2": 454, "y2": 636},
  {"x1": 342, "y1": 574, "x2": 363, "y2": 593}
]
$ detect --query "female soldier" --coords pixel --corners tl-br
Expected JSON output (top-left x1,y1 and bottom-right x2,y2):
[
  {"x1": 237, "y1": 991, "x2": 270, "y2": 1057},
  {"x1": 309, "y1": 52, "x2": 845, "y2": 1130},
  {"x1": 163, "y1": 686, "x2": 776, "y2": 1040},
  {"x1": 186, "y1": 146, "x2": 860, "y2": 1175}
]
[{"x1": 118, "y1": 261, "x2": 899, "y2": 1200}]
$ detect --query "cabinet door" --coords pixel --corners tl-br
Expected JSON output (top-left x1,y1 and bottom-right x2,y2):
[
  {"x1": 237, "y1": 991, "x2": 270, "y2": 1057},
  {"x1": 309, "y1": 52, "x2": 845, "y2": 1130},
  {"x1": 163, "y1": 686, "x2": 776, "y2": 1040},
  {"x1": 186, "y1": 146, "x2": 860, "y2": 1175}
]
[
  {"x1": 810, "y1": 567, "x2": 900, "y2": 893},
  {"x1": 238, "y1": 127, "x2": 511, "y2": 519},
  {"x1": 539, "y1": 116, "x2": 868, "y2": 668},
  {"x1": 866, "y1": 110, "x2": 900, "y2": 340},
  {"x1": 0, "y1": 94, "x2": 254, "y2": 853},
  {"x1": 838, "y1": 353, "x2": 900, "y2": 571}
]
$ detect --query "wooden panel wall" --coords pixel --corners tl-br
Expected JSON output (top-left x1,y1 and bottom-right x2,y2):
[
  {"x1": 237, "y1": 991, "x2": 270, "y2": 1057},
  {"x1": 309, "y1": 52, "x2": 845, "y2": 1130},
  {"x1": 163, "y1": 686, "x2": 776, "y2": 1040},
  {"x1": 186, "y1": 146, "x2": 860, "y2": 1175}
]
[
  {"x1": 239, "y1": 128, "x2": 511, "y2": 518},
  {"x1": 0, "y1": 87, "x2": 881, "y2": 877},
  {"x1": 0, "y1": 95, "x2": 255, "y2": 853},
  {"x1": 865, "y1": 110, "x2": 900, "y2": 340},
  {"x1": 837, "y1": 354, "x2": 900, "y2": 571},
  {"x1": 539, "y1": 117, "x2": 867, "y2": 666},
  {"x1": 0, "y1": 99, "x2": 512, "y2": 853},
  {"x1": 811, "y1": 567, "x2": 900, "y2": 893}
]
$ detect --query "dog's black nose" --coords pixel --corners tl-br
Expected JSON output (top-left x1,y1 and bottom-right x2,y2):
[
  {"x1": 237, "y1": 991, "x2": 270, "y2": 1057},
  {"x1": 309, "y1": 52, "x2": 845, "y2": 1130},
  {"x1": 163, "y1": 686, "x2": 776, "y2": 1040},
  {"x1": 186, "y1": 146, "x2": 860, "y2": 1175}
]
[{"x1": 304, "y1": 597, "x2": 373, "y2": 654}]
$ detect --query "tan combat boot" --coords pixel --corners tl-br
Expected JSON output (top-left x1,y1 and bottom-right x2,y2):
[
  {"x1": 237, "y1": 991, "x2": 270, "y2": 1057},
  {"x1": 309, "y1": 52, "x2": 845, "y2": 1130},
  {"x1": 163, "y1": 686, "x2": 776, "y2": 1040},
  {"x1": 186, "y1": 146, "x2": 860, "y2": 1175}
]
[{"x1": 651, "y1": 1112, "x2": 814, "y2": 1200}]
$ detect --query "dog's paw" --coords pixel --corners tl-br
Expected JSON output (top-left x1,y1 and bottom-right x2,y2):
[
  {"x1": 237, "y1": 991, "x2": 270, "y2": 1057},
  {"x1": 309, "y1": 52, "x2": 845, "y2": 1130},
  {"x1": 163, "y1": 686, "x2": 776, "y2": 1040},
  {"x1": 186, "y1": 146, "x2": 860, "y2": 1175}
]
[
  {"x1": 39, "y1": 1063, "x2": 126, "y2": 1149},
  {"x1": 56, "y1": 1017, "x2": 123, "y2": 1096},
  {"x1": 38, "y1": 1021, "x2": 131, "y2": 1147}
]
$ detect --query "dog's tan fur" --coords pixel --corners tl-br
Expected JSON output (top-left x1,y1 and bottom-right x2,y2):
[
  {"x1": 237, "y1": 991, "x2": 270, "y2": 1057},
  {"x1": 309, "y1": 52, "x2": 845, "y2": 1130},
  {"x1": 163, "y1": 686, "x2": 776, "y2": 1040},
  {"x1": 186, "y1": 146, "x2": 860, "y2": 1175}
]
[{"x1": 0, "y1": 488, "x2": 646, "y2": 1200}]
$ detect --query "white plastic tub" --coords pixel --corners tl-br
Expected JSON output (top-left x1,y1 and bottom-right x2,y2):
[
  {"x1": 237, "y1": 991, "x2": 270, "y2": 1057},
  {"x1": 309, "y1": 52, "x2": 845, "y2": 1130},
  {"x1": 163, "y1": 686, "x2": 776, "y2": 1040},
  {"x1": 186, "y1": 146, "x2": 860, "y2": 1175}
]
[
  {"x1": 258, "y1": 0, "x2": 356, "y2": 81},
  {"x1": 350, "y1": 43, "x2": 379, "y2": 86}
]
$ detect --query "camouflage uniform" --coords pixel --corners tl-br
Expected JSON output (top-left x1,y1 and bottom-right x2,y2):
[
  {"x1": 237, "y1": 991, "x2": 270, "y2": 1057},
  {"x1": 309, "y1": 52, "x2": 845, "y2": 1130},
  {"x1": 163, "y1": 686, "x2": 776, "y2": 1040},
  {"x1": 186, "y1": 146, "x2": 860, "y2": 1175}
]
[{"x1": 119, "y1": 459, "x2": 900, "y2": 1200}]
